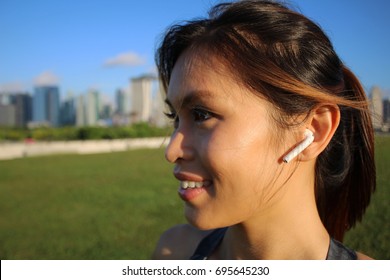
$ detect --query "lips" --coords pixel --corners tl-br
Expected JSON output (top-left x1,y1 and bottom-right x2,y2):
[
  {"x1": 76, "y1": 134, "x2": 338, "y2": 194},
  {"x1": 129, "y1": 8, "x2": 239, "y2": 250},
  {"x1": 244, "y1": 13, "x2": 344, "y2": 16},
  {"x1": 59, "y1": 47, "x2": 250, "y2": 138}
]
[{"x1": 174, "y1": 172, "x2": 212, "y2": 201}]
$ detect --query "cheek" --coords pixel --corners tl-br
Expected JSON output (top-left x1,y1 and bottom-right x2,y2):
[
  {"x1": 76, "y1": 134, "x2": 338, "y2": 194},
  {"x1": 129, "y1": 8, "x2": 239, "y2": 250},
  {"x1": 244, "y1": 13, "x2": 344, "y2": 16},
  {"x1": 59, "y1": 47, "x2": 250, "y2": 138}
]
[{"x1": 199, "y1": 124, "x2": 274, "y2": 179}]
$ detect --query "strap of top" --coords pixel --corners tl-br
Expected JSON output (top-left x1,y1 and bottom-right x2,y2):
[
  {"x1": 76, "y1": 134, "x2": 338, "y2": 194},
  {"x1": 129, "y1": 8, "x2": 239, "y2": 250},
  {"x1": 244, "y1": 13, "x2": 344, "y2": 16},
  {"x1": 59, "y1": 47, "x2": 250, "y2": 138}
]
[
  {"x1": 190, "y1": 227, "x2": 228, "y2": 260},
  {"x1": 326, "y1": 238, "x2": 357, "y2": 260},
  {"x1": 190, "y1": 228, "x2": 357, "y2": 260}
]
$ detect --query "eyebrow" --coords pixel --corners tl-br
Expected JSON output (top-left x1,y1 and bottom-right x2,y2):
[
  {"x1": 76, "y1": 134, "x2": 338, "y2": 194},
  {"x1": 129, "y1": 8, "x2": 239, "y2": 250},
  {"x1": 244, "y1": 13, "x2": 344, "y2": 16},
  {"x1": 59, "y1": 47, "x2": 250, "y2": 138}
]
[{"x1": 165, "y1": 90, "x2": 215, "y2": 110}]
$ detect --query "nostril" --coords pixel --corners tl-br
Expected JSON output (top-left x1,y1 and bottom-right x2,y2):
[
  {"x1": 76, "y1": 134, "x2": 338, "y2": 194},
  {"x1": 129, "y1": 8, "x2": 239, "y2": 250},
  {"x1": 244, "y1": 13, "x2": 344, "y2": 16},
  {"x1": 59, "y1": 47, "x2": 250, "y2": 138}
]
[
  {"x1": 165, "y1": 132, "x2": 182, "y2": 163},
  {"x1": 165, "y1": 147, "x2": 176, "y2": 163},
  {"x1": 165, "y1": 130, "x2": 195, "y2": 163}
]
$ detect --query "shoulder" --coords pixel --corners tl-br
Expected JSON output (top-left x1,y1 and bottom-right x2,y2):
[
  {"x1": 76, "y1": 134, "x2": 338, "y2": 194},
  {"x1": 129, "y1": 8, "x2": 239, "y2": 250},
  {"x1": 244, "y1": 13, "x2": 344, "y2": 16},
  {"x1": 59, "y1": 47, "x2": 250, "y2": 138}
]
[
  {"x1": 152, "y1": 224, "x2": 212, "y2": 260},
  {"x1": 356, "y1": 251, "x2": 374, "y2": 260}
]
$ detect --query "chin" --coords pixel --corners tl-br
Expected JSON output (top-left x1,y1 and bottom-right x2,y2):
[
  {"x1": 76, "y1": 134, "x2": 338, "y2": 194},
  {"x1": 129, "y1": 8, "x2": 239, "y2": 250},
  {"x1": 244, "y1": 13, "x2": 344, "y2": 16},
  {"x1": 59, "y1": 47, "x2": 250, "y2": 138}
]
[{"x1": 184, "y1": 206, "x2": 226, "y2": 230}]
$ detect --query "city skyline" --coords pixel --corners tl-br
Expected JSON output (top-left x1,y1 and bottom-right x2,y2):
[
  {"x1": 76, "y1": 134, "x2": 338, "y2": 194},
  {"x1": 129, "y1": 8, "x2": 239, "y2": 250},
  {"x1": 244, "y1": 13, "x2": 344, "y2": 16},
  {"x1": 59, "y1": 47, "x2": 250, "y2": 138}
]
[
  {"x1": 1, "y1": 0, "x2": 390, "y2": 98},
  {"x1": 0, "y1": 74, "x2": 168, "y2": 128},
  {"x1": 1, "y1": 80, "x2": 389, "y2": 132}
]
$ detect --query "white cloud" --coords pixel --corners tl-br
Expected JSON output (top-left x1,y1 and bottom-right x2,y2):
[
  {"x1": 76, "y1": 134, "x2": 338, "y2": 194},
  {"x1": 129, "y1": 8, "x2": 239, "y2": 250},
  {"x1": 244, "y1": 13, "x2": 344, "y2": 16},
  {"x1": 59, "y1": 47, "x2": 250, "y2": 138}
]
[
  {"x1": 103, "y1": 52, "x2": 146, "y2": 67},
  {"x1": 34, "y1": 71, "x2": 60, "y2": 86}
]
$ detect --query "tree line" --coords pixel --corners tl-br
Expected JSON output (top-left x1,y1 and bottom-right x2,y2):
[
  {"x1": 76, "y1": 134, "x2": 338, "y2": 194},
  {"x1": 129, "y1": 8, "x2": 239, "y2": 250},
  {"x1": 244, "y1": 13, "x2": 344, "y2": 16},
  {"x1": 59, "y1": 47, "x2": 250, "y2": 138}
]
[{"x1": 0, "y1": 123, "x2": 172, "y2": 141}]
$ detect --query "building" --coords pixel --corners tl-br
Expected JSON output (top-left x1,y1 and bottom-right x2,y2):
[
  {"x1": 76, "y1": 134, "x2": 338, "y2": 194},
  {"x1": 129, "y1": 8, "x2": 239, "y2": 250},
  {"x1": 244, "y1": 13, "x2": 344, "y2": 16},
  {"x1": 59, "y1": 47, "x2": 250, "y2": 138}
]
[
  {"x1": 0, "y1": 93, "x2": 15, "y2": 106},
  {"x1": 0, "y1": 92, "x2": 32, "y2": 127},
  {"x1": 60, "y1": 94, "x2": 76, "y2": 126},
  {"x1": 101, "y1": 103, "x2": 113, "y2": 120},
  {"x1": 0, "y1": 93, "x2": 14, "y2": 126},
  {"x1": 116, "y1": 89, "x2": 125, "y2": 115},
  {"x1": 85, "y1": 90, "x2": 102, "y2": 126},
  {"x1": 112, "y1": 89, "x2": 131, "y2": 126},
  {"x1": 116, "y1": 88, "x2": 131, "y2": 115},
  {"x1": 130, "y1": 75, "x2": 155, "y2": 123},
  {"x1": 383, "y1": 98, "x2": 390, "y2": 124},
  {"x1": 151, "y1": 83, "x2": 169, "y2": 127},
  {"x1": 15, "y1": 93, "x2": 32, "y2": 127},
  {"x1": 0, "y1": 104, "x2": 16, "y2": 126},
  {"x1": 369, "y1": 86, "x2": 383, "y2": 130},
  {"x1": 76, "y1": 95, "x2": 86, "y2": 127},
  {"x1": 32, "y1": 86, "x2": 60, "y2": 127}
]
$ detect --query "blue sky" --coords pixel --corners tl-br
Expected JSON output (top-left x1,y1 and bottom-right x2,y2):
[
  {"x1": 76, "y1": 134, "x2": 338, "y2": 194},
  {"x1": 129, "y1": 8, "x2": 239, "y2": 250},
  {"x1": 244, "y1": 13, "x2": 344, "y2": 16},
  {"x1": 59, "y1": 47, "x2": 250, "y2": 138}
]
[{"x1": 1, "y1": 0, "x2": 389, "y2": 100}]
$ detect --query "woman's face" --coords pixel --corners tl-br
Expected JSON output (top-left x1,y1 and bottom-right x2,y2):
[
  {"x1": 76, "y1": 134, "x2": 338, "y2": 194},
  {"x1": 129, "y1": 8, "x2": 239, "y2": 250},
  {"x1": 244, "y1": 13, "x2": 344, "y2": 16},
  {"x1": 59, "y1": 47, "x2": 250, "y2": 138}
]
[{"x1": 165, "y1": 51, "x2": 287, "y2": 229}]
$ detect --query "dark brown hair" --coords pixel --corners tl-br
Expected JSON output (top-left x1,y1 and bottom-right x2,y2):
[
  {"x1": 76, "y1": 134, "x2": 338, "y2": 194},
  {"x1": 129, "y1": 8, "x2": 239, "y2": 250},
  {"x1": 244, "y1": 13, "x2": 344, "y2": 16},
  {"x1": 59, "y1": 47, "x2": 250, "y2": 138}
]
[{"x1": 156, "y1": 0, "x2": 376, "y2": 241}]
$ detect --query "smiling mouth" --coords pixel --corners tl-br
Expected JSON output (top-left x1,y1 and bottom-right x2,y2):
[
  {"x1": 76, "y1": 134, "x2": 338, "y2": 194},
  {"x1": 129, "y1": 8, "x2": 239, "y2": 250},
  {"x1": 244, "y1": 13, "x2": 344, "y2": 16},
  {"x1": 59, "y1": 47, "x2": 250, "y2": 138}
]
[
  {"x1": 177, "y1": 180, "x2": 212, "y2": 202},
  {"x1": 180, "y1": 180, "x2": 211, "y2": 189}
]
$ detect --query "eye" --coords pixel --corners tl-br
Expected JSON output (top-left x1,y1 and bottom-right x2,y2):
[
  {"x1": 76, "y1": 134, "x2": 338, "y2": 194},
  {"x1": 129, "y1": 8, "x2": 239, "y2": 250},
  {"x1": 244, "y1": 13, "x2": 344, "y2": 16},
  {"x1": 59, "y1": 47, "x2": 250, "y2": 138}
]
[
  {"x1": 192, "y1": 107, "x2": 212, "y2": 123},
  {"x1": 164, "y1": 111, "x2": 179, "y2": 128}
]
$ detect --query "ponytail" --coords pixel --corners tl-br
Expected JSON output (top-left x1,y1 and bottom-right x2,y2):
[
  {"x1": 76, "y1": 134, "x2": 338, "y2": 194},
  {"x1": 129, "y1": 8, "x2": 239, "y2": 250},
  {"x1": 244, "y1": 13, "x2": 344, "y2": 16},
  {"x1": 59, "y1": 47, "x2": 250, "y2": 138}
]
[{"x1": 315, "y1": 66, "x2": 376, "y2": 241}]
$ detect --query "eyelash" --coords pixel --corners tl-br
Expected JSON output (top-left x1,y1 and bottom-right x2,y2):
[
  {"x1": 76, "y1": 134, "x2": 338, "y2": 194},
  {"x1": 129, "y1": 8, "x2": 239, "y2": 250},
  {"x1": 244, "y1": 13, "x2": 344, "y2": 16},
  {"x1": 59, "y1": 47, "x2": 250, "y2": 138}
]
[
  {"x1": 192, "y1": 107, "x2": 212, "y2": 123},
  {"x1": 164, "y1": 111, "x2": 177, "y2": 120},
  {"x1": 164, "y1": 107, "x2": 212, "y2": 128}
]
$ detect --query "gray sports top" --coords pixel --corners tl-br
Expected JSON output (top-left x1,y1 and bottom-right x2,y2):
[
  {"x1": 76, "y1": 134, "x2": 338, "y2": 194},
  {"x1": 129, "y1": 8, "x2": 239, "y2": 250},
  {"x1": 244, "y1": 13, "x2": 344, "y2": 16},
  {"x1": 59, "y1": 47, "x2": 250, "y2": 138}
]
[{"x1": 190, "y1": 227, "x2": 357, "y2": 260}]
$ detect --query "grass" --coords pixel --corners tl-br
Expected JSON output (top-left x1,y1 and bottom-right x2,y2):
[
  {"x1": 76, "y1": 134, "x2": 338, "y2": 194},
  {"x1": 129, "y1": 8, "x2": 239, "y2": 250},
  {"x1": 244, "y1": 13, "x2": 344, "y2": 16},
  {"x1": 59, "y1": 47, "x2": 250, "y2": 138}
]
[
  {"x1": 0, "y1": 137, "x2": 389, "y2": 259},
  {"x1": 344, "y1": 136, "x2": 390, "y2": 259},
  {"x1": 0, "y1": 148, "x2": 184, "y2": 259}
]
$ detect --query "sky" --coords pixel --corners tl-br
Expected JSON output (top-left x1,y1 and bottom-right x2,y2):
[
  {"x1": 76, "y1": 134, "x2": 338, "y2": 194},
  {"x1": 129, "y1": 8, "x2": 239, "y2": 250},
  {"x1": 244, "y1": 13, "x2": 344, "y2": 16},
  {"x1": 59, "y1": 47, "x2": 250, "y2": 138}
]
[{"x1": 1, "y1": 0, "x2": 389, "y2": 101}]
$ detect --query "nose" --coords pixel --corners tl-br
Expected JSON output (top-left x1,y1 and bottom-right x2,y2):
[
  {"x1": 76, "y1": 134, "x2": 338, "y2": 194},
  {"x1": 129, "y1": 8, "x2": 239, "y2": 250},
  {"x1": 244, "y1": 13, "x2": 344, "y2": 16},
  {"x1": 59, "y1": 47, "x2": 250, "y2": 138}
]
[{"x1": 165, "y1": 130, "x2": 194, "y2": 163}]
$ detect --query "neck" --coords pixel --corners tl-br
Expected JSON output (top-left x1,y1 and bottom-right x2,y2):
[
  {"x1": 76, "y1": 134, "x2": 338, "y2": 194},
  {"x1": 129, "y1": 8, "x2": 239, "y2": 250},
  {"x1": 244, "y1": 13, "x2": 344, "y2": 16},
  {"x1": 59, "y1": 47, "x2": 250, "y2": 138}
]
[{"x1": 216, "y1": 162, "x2": 330, "y2": 260}]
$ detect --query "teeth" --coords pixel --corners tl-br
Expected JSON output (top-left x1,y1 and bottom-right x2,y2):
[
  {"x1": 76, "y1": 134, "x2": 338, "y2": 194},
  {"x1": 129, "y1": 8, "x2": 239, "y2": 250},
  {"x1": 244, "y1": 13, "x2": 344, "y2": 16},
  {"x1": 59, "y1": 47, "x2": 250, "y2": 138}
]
[{"x1": 181, "y1": 181, "x2": 205, "y2": 189}]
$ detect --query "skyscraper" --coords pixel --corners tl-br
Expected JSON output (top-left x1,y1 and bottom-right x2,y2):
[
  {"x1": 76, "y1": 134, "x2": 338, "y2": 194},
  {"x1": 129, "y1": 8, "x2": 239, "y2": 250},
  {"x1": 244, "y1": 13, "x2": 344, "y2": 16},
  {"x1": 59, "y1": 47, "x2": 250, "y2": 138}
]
[
  {"x1": 0, "y1": 92, "x2": 32, "y2": 127},
  {"x1": 33, "y1": 86, "x2": 60, "y2": 127},
  {"x1": 113, "y1": 88, "x2": 131, "y2": 125},
  {"x1": 369, "y1": 86, "x2": 383, "y2": 130},
  {"x1": 130, "y1": 75, "x2": 155, "y2": 123},
  {"x1": 0, "y1": 104, "x2": 16, "y2": 126},
  {"x1": 85, "y1": 90, "x2": 101, "y2": 126},
  {"x1": 15, "y1": 93, "x2": 32, "y2": 127},
  {"x1": 0, "y1": 93, "x2": 16, "y2": 126},
  {"x1": 76, "y1": 94, "x2": 86, "y2": 127},
  {"x1": 383, "y1": 98, "x2": 390, "y2": 125},
  {"x1": 60, "y1": 94, "x2": 76, "y2": 126},
  {"x1": 151, "y1": 83, "x2": 169, "y2": 127},
  {"x1": 116, "y1": 89, "x2": 126, "y2": 115}
]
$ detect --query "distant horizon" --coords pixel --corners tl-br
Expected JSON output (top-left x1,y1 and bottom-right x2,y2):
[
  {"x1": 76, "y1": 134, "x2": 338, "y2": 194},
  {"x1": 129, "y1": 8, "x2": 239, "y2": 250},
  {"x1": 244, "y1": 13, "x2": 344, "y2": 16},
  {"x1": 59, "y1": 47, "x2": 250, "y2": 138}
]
[
  {"x1": 1, "y1": 0, "x2": 389, "y2": 99},
  {"x1": 0, "y1": 72, "x2": 163, "y2": 105},
  {"x1": 1, "y1": 75, "x2": 389, "y2": 104}
]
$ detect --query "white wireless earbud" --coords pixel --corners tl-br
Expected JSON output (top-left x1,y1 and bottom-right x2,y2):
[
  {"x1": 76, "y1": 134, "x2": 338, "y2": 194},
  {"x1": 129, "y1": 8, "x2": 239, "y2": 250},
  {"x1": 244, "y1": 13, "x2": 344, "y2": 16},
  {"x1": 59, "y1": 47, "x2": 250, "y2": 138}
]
[{"x1": 283, "y1": 129, "x2": 314, "y2": 163}]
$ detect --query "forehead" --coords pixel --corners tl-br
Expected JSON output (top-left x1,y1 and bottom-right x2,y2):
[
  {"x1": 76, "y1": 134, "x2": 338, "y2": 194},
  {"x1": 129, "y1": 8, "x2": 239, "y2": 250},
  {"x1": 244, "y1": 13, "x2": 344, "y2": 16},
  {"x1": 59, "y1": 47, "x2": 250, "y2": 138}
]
[
  {"x1": 171, "y1": 50, "x2": 231, "y2": 85},
  {"x1": 167, "y1": 50, "x2": 243, "y2": 103}
]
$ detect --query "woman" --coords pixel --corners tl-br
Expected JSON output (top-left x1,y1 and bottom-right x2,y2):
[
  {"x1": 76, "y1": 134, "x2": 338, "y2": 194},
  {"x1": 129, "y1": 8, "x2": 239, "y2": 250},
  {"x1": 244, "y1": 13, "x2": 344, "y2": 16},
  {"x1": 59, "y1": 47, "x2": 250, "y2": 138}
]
[{"x1": 153, "y1": 0, "x2": 375, "y2": 260}]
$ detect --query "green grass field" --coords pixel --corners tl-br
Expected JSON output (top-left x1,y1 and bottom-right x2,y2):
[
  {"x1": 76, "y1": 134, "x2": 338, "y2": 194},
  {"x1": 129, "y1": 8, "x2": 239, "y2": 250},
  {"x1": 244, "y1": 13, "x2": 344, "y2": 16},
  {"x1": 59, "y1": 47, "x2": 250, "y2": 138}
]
[
  {"x1": 344, "y1": 136, "x2": 390, "y2": 259},
  {"x1": 0, "y1": 137, "x2": 389, "y2": 259}
]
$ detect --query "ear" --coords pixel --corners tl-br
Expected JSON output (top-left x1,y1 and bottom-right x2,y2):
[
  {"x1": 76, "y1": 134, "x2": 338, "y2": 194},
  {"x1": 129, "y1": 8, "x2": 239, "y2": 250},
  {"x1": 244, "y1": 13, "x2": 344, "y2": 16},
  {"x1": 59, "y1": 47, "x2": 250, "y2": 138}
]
[{"x1": 300, "y1": 104, "x2": 340, "y2": 161}]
